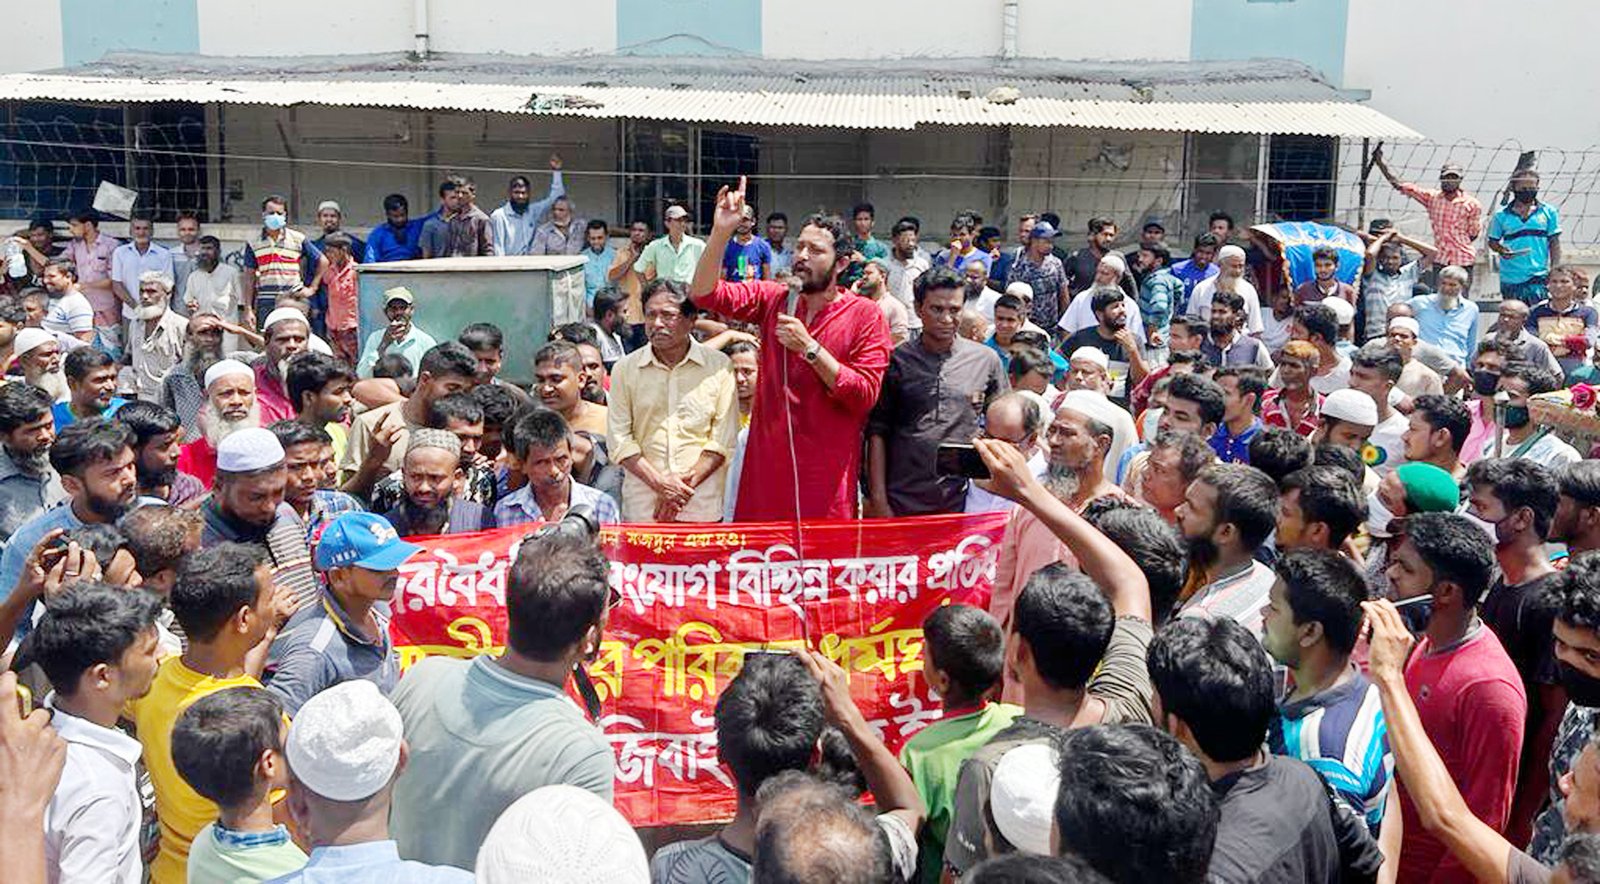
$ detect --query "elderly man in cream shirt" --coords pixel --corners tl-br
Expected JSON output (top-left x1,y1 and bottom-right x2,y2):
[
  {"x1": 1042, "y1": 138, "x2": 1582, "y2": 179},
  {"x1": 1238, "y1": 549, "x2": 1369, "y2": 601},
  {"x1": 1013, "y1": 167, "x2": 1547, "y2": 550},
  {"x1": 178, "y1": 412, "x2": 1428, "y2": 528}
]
[{"x1": 608, "y1": 280, "x2": 740, "y2": 522}]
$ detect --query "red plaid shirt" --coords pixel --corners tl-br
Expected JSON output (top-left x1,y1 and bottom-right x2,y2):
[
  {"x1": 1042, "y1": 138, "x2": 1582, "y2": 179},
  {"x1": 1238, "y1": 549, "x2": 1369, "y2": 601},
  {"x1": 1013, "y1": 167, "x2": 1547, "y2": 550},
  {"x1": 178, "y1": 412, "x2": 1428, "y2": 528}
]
[
  {"x1": 1260, "y1": 387, "x2": 1323, "y2": 437},
  {"x1": 1399, "y1": 183, "x2": 1483, "y2": 267}
]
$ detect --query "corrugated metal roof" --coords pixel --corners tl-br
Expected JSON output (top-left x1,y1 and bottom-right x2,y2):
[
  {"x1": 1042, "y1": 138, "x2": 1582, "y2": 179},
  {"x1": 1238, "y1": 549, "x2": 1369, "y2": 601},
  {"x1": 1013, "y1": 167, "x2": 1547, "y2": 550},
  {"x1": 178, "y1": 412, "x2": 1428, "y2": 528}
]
[{"x1": 0, "y1": 52, "x2": 1423, "y2": 139}]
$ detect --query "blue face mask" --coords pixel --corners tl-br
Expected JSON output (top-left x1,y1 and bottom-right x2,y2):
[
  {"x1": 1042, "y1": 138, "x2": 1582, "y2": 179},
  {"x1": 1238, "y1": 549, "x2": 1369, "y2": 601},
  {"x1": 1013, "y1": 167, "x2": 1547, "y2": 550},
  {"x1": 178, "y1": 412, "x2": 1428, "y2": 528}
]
[{"x1": 263, "y1": 213, "x2": 287, "y2": 231}]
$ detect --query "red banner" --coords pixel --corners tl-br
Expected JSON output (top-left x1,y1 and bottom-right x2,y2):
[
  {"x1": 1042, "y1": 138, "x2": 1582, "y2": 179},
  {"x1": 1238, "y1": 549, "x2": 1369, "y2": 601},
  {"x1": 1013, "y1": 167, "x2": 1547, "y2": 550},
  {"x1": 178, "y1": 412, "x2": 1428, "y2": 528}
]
[{"x1": 388, "y1": 512, "x2": 1008, "y2": 827}]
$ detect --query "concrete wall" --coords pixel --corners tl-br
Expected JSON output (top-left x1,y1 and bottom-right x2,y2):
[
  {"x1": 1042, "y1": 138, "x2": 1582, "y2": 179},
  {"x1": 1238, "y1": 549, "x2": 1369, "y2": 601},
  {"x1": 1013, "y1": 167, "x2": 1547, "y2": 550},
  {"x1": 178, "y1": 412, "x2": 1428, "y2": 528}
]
[{"x1": 206, "y1": 106, "x2": 619, "y2": 227}]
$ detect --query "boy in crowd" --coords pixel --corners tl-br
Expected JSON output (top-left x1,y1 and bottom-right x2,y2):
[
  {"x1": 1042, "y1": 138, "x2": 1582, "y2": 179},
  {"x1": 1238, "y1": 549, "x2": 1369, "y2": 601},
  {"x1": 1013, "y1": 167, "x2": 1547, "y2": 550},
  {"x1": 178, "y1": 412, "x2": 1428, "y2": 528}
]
[
  {"x1": 898, "y1": 605, "x2": 1021, "y2": 883},
  {"x1": 127, "y1": 542, "x2": 284, "y2": 884},
  {"x1": 172, "y1": 688, "x2": 307, "y2": 883},
  {"x1": 30, "y1": 583, "x2": 165, "y2": 884}
]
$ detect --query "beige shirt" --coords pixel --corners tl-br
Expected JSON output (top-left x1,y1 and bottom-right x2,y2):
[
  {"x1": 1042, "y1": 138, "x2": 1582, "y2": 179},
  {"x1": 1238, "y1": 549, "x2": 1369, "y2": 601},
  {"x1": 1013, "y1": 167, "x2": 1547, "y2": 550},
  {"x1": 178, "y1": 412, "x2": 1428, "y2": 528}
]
[
  {"x1": 183, "y1": 264, "x2": 244, "y2": 350},
  {"x1": 130, "y1": 310, "x2": 189, "y2": 403},
  {"x1": 877, "y1": 295, "x2": 910, "y2": 346},
  {"x1": 607, "y1": 339, "x2": 740, "y2": 522},
  {"x1": 340, "y1": 401, "x2": 419, "y2": 477},
  {"x1": 1398, "y1": 358, "x2": 1445, "y2": 400}
]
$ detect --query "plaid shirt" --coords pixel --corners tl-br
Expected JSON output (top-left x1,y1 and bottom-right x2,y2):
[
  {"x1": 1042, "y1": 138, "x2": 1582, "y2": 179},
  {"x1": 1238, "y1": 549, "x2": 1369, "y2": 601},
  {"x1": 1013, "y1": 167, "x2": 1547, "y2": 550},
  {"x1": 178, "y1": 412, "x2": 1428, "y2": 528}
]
[
  {"x1": 1398, "y1": 183, "x2": 1483, "y2": 267},
  {"x1": 1260, "y1": 387, "x2": 1323, "y2": 437}
]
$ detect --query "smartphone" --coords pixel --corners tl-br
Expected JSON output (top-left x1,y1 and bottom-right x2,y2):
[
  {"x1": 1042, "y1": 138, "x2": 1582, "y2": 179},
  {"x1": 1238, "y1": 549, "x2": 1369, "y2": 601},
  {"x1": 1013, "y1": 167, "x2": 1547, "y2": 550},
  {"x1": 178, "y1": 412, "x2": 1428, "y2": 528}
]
[
  {"x1": 1392, "y1": 594, "x2": 1433, "y2": 636},
  {"x1": 936, "y1": 443, "x2": 990, "y2": 480}
]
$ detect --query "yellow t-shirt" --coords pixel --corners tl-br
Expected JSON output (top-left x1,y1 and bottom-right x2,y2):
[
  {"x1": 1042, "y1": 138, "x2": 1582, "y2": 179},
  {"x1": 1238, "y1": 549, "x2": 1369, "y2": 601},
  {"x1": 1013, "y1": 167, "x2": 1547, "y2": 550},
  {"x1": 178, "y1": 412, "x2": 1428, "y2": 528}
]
[{"x1": 127, "y1": 657, "x2": 264, "y2": 884}]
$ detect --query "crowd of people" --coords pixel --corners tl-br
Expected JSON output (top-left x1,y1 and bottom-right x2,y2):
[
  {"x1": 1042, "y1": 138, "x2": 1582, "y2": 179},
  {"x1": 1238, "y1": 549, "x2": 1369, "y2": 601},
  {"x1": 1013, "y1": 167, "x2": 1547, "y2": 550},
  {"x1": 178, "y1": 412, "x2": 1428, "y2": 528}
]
[{"x1": 0, "y1": 153, "x2": 1595, "y2": 884}]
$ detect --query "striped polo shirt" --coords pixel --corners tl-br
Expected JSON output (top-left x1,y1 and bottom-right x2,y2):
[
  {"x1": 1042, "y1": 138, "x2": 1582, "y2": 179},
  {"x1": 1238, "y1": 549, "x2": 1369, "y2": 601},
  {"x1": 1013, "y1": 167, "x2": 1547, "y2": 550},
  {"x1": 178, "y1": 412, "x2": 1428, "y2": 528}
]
[{"x1": 1270, "y1": 670, "x2": 1392, "y2": 833}]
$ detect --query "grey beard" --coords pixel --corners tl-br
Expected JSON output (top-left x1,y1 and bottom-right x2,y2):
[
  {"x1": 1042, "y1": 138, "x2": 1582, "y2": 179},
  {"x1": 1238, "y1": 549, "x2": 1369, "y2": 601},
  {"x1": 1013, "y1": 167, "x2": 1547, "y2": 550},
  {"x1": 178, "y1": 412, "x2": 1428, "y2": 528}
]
[
  {"x1": 4, "y1": 445, "x2": 48, "y2": 476},
  {"x1": 1043, "y1": 463, "x2": 1081, "y2": 502},
  {"x1": 402, "y1": 498, "x2": 449, "y2": 533},
  {"x1": 187, "y1": 345, "x2": 223, "y2": 376}
]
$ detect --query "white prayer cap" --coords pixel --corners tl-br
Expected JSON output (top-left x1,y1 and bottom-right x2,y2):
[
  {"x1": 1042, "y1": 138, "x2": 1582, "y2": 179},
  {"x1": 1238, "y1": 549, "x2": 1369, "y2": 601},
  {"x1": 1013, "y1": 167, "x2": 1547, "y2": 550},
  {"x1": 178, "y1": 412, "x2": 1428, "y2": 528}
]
[
  {"x1": 203, "y1": 359, "x2": 254, "y2": 390},
  {"x1": 1387, "y1": 316, "x2": 1421, "y2": 336},
  {"x1": 475, "y1": 785, "x2": 650, "y2": 884},
  {"x1": 1005, "y1": 281, "x2": 1035, "y2": 301},
  {"x1": 215, "y1": 427, "x2": 284, "y2": 474},
  {"x1": 13, "y1": 327, "x2": 54, "y2": 357},
  {"x1": 1217, "y1": 244, "x2": 1247, "y2": 262},
  {"x1": 1320, "y1": 388, "x2": 1379, "y2": 427},
  {"x1": 1323, "y1": 296, "x2": 1356, "y2": 326},
  {"x1": 285, "y1": 680, "x2": 403, "y2": 802},
  {"x1": 262, "y1": 307, "x2": 310, "y2": 332},
  {"x1": 1068, "y1": 347, "x2": 1110, "y2": 371},
  {"x1": 989, "y1": 742, "x2": 1061, "y2": 857},
  {"x1": 307, "y1": 335, "x2": 332, "y2": 355},
  {"x1": 317, "y1": 199, "x2": 342, "y2": 215},
  {"x1": 1098, "y1": 252, "x2": 1127, "y2": 275}
]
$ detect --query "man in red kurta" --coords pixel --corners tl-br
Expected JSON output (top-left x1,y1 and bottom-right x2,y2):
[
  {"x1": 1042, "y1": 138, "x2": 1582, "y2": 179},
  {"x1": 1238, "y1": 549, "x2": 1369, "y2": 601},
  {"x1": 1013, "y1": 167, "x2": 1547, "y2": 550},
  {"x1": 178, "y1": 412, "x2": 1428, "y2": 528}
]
[{"x1": 691, "y1": 178, "x2": 892, "y2": 521}]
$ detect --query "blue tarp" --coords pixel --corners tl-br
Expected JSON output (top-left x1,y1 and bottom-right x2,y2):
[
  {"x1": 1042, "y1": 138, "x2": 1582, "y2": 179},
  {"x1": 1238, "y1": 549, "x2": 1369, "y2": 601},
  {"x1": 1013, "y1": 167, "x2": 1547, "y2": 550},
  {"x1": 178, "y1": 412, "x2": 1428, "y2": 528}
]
[{"x1": 1252, "y1": 222, "x2": 1365, "y2": 289}]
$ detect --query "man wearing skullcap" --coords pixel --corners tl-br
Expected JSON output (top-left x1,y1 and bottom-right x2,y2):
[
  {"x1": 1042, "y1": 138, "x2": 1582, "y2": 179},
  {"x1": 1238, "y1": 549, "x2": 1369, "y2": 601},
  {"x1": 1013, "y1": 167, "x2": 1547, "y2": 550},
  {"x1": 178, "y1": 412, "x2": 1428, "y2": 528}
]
[
  {"x1": 177, "y1": 359, "x2": 259, "y2": 488},
  {"x1": 379, "y1": 429, "x2": 494, "y2": 537},
  {"x1": 198, "y1": 427, "x2": 318, "y2": 612},
  {"x1": 1385, "y1": 315, "x2": 1446, "y2": 401},
  {"x1": 1188, "y1": 243, "x2": 1264, "y2": 335},
  {"x1": 254, "y1": 307, "x2": 314, "y2": 425},
  {"x1": 12, "y1": 325, "x2": 68, "y2": 402},
  {"x1": 476, "y1": 786, "x2": 648, "y2": 884},
  {"x1": 272, "y1": 681, "x2": 472, "y2": 883}
]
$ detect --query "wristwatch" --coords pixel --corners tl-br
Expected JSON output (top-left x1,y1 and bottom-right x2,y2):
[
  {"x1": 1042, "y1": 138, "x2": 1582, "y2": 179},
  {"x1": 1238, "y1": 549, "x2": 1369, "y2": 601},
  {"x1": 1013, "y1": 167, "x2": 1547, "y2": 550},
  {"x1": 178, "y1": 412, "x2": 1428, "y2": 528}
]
[{"x1": 804, "y1": 341, "x2": 822, "y2": 363}]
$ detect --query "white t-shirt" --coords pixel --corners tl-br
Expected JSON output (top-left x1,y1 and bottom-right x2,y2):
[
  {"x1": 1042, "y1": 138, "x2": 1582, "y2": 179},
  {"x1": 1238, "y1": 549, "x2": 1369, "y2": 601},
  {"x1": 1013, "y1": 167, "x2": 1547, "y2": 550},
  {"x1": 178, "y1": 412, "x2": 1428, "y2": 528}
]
[
  {"x1": 1260, "y1": 308, "x2": 1295, "y2": 354},
  {"x1": 43, "y1": 290, "x2": 95, "y2": 343},
  {"x1": 1309, "y1": 354, "x2": 1352, "y2": 396},
  {"x1": 1057, "y1": 289, "x2": 1149, "y2": 345},
  {"x1": 1188, "y1": 276, "x2": 1264, "y2": 334},
  {"x1": 1369, "y1": 410, "x2": 1409, "y2": 475}
]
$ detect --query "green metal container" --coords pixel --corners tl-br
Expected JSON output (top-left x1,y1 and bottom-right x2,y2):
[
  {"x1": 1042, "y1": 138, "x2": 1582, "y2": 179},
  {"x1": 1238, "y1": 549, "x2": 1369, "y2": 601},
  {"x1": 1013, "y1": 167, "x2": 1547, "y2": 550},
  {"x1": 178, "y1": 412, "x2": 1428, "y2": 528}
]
[{"x1": 355, "y1": 256, "x2": 587, "y2": 386}]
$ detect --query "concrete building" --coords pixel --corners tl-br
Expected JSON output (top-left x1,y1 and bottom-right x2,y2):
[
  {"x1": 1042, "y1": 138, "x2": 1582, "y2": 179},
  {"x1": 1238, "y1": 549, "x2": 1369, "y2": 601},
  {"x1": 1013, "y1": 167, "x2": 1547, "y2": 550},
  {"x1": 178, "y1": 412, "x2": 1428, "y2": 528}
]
[{"x1": 0, "y1": 0, "x2": 1591, "y2": 263}]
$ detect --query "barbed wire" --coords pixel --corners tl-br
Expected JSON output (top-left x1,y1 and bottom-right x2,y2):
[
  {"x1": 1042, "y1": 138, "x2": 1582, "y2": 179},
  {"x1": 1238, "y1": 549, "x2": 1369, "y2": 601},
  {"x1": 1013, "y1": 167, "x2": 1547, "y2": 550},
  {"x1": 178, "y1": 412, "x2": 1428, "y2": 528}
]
[{"x1": 6, "y1": 113, "x2": 1600, "y2": 249}]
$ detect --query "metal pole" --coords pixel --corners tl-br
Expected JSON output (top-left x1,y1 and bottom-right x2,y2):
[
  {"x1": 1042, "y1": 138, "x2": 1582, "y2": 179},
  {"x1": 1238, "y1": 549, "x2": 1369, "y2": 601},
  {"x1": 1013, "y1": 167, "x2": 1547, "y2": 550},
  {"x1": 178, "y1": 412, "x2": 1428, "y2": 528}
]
[{"x1": 1358, "y1": 138, "x2": 1370, "y2": 231}]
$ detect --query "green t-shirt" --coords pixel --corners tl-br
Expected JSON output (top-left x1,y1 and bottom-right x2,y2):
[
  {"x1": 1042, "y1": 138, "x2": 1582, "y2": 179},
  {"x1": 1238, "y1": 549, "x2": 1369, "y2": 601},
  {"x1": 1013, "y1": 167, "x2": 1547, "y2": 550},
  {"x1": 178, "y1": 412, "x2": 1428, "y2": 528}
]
[
  {"x1": 184, "y1": 822, "x2": 307, "y2": 884},
  {"x1": 897, "y1": 701, "x2": 1023, "y2": 884},
  {"x1": 858, "y1": 236, "x2": 891, "y2": 262}
]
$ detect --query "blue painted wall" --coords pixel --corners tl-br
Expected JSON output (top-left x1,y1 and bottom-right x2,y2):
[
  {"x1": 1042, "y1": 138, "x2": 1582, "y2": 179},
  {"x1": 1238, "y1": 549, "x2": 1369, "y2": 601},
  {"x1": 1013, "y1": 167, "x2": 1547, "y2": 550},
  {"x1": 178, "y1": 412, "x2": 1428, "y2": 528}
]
[
  {"x1": 1190, "y1": 0, "x2": 1349, "y2": 85},
  {"x1": 60, "y1": 0, "x2": 200, "y2": 66},
  {"x1": 617, "y1": 0, "x2": 761, "y2": 56}
]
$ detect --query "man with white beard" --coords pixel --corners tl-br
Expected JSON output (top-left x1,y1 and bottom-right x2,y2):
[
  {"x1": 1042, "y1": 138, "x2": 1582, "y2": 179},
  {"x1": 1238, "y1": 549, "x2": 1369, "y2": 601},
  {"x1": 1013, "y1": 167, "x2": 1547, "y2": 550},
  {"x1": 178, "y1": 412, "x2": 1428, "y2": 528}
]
[
  {"x1": 12, "y1": 327, "x2": 69, "y2": 403},
  {"x1": 1187, "y1": 244, "x2": 1265, "y2": 334},
  {"x1": 989, "y1": 389, "x2": 1134, "y2": 701},
  {"x1": 129, "y1": 271, "x2": 188, "y2": 403},
  {"x1": 177, "y1": 359, "x2": 260, "y2": 488},
  {"x1": 160, "y1": 313, "x2": 258, "y2": 442}
]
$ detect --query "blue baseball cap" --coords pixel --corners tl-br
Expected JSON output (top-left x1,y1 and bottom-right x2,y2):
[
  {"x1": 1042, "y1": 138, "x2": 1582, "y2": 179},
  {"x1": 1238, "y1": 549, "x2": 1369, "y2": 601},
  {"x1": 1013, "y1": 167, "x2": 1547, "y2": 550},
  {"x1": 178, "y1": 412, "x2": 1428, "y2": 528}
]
[
  {"x1": 1029, "y1": 221, "x2": 1062, "y2": 239},
  {"x1": 315, "y1": 512, "x2": 422, "y2": 571}
]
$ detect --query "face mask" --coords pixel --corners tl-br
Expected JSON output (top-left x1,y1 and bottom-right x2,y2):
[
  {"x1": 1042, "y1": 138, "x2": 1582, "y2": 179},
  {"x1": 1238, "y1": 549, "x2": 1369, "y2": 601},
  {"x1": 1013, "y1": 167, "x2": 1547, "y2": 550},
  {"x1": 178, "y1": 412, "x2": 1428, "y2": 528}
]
[
  {"x1": 1142, "y1": 408, "x2": 1162, "y2": 440},
  {"x1": 1514, "y1": 188, "x2": 1539, "y2": 202},
  {"x1": 1462, "y1": 511, "x2": 1500, "y2": 543},
  {"x1": 263, "y1": 213, "x2": 287, "y2": 231},
  {"x1": 1366, "y1": 491, "x2": 1397, "y2": 539},
  {"x1": 1472, "y1": 370, "x2": 1502, "y2": 397},
  {"x1": 1503, "y1": 405, "x2": 1531, "y2": 429},
  {"x1": 1559, "y1": 661, "x2": 1600, "y2": 708}
]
